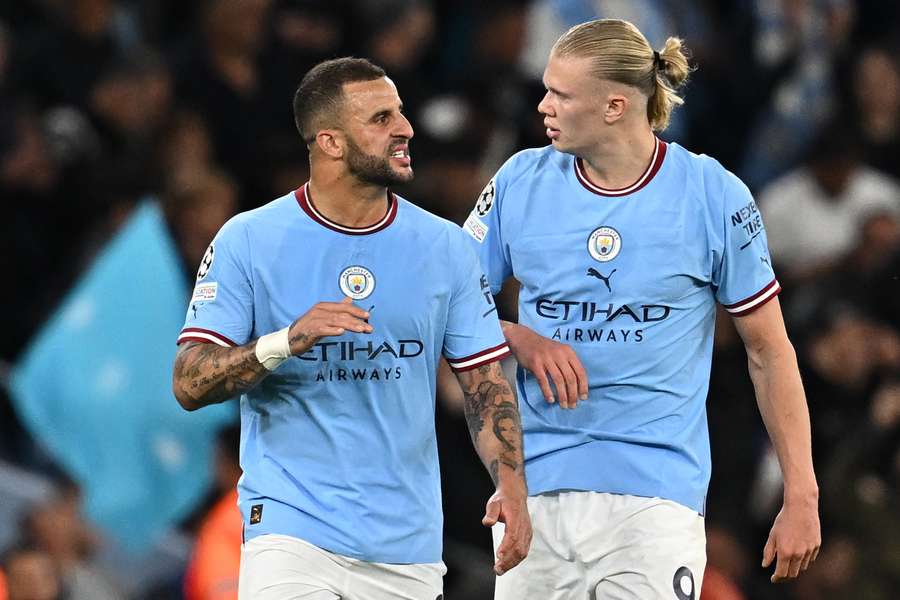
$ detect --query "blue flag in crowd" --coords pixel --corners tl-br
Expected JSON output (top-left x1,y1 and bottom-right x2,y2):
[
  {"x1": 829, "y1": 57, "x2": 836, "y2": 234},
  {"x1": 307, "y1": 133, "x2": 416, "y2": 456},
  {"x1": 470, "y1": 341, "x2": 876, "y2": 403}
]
[{"x1": 10, "y1": 201, "x2": 234, "y2": 553}]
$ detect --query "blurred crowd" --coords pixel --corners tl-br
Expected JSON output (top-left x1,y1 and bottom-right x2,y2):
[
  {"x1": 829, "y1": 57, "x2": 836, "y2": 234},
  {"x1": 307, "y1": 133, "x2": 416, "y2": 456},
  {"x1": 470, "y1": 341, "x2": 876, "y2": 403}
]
[{"x1": 0, "y1": 0, "x2": 898, "y2": 599}]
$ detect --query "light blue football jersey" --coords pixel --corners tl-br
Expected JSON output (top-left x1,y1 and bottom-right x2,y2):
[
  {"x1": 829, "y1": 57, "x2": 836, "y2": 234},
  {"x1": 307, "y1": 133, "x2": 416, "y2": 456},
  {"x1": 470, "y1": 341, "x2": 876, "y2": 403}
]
[
  {"x1": 178, "y1": 184, "x2": 510, "y2": 563},
  {"x1": 465, "y1": 139, "x2": 779, "y2": 514}
]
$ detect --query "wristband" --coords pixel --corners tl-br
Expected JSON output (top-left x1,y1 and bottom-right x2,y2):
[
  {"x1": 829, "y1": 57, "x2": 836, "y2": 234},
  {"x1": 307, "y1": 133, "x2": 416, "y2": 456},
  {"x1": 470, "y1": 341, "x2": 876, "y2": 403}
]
[{"x1": 255, "y1": 327, "x2": 292, "y2": 371}]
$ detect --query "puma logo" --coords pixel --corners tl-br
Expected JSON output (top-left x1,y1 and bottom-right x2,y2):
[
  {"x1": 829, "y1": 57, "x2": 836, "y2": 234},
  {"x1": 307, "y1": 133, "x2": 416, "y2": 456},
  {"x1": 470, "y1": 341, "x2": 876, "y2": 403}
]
[{"x1": 587, "y1": 267, "x2": 616, "y2": 292}]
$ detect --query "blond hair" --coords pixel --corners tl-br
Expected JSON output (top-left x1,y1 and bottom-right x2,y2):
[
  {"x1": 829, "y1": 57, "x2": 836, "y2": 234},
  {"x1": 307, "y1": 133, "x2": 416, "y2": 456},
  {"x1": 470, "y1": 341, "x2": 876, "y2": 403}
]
[{"x1": 552, "y1": 19, "x2": 691, "y2": 131}]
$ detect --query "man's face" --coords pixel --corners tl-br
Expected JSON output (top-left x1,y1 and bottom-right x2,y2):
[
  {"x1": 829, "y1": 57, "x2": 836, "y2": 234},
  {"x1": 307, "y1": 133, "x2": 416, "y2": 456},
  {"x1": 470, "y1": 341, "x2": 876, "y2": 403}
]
[
  {"x1": 538, "y1": 54, "x2": 607, "y2": 156},
  {"x1": 340, "y1": 77, "x2": 414, "y2": 186}
]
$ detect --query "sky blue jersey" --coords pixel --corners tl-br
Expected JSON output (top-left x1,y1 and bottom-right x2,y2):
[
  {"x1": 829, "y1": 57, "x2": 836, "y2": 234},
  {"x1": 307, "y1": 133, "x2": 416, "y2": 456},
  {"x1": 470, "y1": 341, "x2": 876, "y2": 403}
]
[
  {"x1": 178, "y1": 184, "x2": 509, "y2": 563},
  {"x1": 465, "y1": 139, "x2": 779, "y2": 514}
]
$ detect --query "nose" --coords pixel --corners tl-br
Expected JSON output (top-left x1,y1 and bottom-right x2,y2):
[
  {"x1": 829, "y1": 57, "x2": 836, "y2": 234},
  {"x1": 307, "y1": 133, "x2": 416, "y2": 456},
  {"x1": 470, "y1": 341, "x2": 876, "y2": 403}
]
[
  {"x1": 538, "y1": 91, "x2": 554, "y2": 117},
  {"x1": 394, "y1": 112, "x2": 414, "y2": 140}
]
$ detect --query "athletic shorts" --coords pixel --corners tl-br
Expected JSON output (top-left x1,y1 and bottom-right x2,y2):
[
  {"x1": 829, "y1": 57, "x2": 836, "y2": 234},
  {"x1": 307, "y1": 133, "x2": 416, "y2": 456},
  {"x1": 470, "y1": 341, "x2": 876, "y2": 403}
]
[
  {"x1": 239, "y1": 534, "x2": 446, "y2": 600},
  {"x1": 492, "y1": 491, "x2": 706, "y2": 600}
]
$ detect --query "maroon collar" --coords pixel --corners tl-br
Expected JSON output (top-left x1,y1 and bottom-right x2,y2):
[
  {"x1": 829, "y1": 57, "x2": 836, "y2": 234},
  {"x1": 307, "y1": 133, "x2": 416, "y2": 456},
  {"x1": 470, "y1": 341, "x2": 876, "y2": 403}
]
[
  {"x1": 574, "y1": 138, "x2": 667, "y2": 197},
  {"x1": 295, "y1": 183, "x2": 398, "y2": 235}
]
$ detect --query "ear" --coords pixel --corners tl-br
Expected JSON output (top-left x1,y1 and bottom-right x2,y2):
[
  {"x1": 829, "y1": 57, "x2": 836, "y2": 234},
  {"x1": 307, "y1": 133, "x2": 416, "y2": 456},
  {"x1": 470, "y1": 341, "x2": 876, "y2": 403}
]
[
  {"x1": 603, "y1": 93, "x2": 627, "y2": 124},
  {"x1": 314, "y1": 130, "x2": 345, "y2": 158}
]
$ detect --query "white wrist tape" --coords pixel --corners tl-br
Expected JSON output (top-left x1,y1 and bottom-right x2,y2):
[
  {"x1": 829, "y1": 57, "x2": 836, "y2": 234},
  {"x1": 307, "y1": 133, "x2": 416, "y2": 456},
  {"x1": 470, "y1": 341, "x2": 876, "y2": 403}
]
[{"x1": 255, "y1": 327, "x2": 292, "y2": 371}]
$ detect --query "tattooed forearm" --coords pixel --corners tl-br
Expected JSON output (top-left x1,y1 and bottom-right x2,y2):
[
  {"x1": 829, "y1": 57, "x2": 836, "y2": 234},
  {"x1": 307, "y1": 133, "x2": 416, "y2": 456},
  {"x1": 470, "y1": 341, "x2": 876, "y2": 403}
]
[
  {"x1": 457, "y1": 362, "x2": 526, "y2": 488},
  {"x1": 173, "y1": 341, "x2": 270, "y2": 410}
]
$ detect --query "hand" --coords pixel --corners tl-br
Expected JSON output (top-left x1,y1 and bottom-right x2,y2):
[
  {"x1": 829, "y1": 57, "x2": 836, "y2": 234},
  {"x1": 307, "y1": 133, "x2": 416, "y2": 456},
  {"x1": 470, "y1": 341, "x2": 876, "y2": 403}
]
[
  {"x1": 504, "y1": 322, "x2": 587, "y2": 408},
  {"x1": 288, "y1": 297, "x2": 372, "y2": 355},
  {"x1": 482, "y1": 486, "x2": 532, "y2": 575},
  {"x1": 762, "y1": 495, "x2": 821, "y2": 582}
]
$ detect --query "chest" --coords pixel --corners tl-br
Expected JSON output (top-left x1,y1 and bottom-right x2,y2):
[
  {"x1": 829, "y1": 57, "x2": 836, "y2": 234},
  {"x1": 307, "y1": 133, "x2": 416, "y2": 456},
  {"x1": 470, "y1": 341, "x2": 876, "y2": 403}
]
[
  {"x1": 505, "y1": 183, "x2": 711, "y2": 305},
  {"x1": 251, "y1": 232, "x2": 451, "y2": 338}
]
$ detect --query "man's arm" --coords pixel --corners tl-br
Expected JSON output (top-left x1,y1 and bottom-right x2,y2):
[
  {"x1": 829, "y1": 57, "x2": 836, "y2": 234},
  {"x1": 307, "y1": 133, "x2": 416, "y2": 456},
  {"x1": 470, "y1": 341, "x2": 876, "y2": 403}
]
[
  {"x1": 454, "y1": 361, "x2": 532, "y2": 575},
  {"x1": 501, "y1": 320, "x2": 588, "y2": 409},
  {"x1": 173, "y1": 298, "x2": 372, "y2": 411},
  {"x1": 731, "y1": 297, "x2": 821, "y2": 582},
  {"x1": 173, "y1": 341, "x2": 270, "y2": 411}
]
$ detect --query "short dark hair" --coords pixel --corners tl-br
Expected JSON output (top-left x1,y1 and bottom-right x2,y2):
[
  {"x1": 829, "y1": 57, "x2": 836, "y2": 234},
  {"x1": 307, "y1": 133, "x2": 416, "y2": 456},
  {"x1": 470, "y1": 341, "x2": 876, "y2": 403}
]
[{"x1": 293, "y1": 57, "x2": 386, "y2": 144}]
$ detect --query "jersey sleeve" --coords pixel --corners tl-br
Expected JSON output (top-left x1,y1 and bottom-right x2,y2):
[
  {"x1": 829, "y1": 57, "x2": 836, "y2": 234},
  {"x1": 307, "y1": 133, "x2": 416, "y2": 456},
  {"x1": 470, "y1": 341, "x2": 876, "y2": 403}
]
[
  {"x1": 462, "y1": 166, "x2": 513, "y2": 294},
  {"x1": 712, "y1": 171, "x2": 781, "y2": 316},
  {"x1": 177, "y1": 217, "x2": 253, "y2": 347},
  {"x1": 443, "y1": 227, "x2": 511, "y2": 372}
]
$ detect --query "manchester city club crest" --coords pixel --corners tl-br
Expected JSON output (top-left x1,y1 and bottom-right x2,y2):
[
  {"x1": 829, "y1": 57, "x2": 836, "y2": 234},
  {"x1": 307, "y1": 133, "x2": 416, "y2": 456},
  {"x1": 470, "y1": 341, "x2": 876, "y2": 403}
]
[
  {"x1": 587, "y1": 226, "x2": 622, "y2": 262},
  {"x1": 339, "y1": 265, "x2": 376, "y2": 300}
]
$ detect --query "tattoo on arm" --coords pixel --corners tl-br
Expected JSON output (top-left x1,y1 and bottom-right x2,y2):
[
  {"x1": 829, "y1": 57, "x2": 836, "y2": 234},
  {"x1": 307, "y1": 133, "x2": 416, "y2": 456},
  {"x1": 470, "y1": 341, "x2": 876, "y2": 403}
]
[
  {"x1": 174, "y1": 341, "x2": 269, "y2": 409},
  {"x1": 459, "y1": 363, "x2": 524, "y2": 486}
]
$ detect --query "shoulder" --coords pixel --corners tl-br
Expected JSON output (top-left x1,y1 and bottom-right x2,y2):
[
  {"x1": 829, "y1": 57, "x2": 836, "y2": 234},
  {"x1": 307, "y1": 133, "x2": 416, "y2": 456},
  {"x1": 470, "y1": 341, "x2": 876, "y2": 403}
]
[
  {"x1": 495, "y1": 145, "x2": 569, "y2": 185},
  {"x1": 669, "y1": 142, "x2": 754, "y2": 209},
  {"x1": 853, "y1": 167, "x2": 900, "y2": 196},
  {"x1": 217, "y1": 192, "x2": 299, "y2": 241},
  {"x1": 395, "y1": 196, "x2": 458, "y2": 235},
  {"x1": 396, "y1": 197, "x2": 479, "y2": 251},
  {"x1": 667, "y1": 143, "x2": 739, "y2": 188}
]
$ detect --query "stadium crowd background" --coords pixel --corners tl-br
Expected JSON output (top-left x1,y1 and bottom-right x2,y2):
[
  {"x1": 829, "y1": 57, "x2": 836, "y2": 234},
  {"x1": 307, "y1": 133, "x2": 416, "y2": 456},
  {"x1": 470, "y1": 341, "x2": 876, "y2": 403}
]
[{"x1": 0, "y1": 0, "x2": 898, "y2": 598}]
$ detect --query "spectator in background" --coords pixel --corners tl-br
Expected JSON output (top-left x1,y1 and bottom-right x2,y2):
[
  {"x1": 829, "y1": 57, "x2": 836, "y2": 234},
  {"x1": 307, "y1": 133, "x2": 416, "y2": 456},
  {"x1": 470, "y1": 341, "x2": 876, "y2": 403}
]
[
  {"x1": 162, "y1": 168, "x2": 239, "y2": 279},
  {"x1": 852, "y1": 43, "x2": 900, "y2": 180},
  {"x1": 758, "y1": 122, "x2": 900, "y2": 282},
  {"x1": 173, "y1": 0, "x2": 279, "y2": 211},
  {"x1": 12, "y1": 0, "x2": 134, "y2": 110},
  {"x1": 738, "y1": 0, "x2": 855, "y2": 189},
  {"x1": 0, "y1": 544, "x2": 63, "y2": 600},
  {"x1": 799, "y1": 308, "x2": 900, "y2": 465},
  {"x1": 183, "y1": 424, "x2": 241, "y2": 600},
  {"x1": 85, "y1": 49, "x2": 174, "y2": 218},
  {"x1": 0, "y1": 103, "x2": 62, "y2": 360},
  {"x1": 158, "y1": 111, "x2": 214, "y2": 185},
  {"x1": 21, "y1": 475, "x2": 123, "y2": 600},
  {"x1": 0, "y1": 20, "x2": 10, "y2": 94}
]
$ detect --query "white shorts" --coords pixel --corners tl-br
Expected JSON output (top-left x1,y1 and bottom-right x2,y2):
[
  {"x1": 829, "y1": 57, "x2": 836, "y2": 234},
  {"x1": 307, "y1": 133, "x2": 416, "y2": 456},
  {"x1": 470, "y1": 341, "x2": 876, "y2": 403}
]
[
  {"x1": 239, "y1": 534, "x2": 446, "y2": 600},
  {"x1": 493, "y1": 491, "x2": 706, "y2": 600}
]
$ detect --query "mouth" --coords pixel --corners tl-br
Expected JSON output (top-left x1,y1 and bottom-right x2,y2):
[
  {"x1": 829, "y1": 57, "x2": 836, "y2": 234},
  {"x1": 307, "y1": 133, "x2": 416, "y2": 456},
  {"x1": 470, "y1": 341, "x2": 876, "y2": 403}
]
[
  {"x1": 390, "y1": 145, "x2": 412, "y2": 166},
  {"x1": 545, "y1": 126, "x2": 560, "y2": 140}
]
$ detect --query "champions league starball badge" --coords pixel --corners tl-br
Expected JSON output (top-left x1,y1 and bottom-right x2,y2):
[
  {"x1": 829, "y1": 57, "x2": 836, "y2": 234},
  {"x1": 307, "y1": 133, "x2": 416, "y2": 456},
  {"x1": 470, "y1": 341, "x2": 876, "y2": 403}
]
[
  {"x1": 197, "y1": 243, "x2": 214, "y2": 280},
  {"x1": 587, "y1": 226, "x2": 622, "y2": 262},
  {"x1": 339, "y1": 265, "x2": 376, "y2": 300}
]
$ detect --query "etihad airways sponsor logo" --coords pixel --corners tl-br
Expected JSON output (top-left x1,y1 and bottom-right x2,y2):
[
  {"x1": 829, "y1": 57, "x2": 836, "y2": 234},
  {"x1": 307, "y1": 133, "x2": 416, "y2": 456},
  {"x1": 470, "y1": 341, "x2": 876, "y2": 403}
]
[
  {"x1": 535, "y1": 299, "x2": 671, "y2": 323},
  {"x1": 298, "y1": 339, "x2": 424, "y2": 362}
]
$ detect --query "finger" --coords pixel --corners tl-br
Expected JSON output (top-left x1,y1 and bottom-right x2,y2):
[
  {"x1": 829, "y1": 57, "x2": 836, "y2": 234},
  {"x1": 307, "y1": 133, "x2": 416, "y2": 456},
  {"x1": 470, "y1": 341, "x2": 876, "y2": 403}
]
[
  {"x1": 762, "y1": 535, "x2": 775, "y2": 568},
  {"x1": 495, "y1": 532, "x2": 522, "y2": 575},
  {"x1": 800, "y1": 550, "x2": 813, "y2": 572},
  {"x1": 570, "y1": 354, "x2": 589, "y2": 401},
  {"x1": 810, "y1": 546, "x2": 820, "y2": 563},
  {"x1": 533, "y1": 368, "x2": 556, "y2": 404},
  {"x1": 482, "y1": 498, "x2": 501, "y2": 527},
  {"x1": 319, "y1": 326, "x2": 345, "y2": 337},
  {"x1": 334, "y1": 314, "x2": 373, "y2": 333},
  {"x1": 557, "y1": 359, "x2": 579, "y2": 409},
  {"x1": 546, "y1": 363, "x2": 569, "y2": 408},
  {"x1": 319, "y1": 300, "x2": 371, "y2": 319},
  {"x1": 772, "y1": 552, "x2": 790, "y2": 583},
  {"x1": 787, "y1": 555, "x2": 802, "y2": 579}
]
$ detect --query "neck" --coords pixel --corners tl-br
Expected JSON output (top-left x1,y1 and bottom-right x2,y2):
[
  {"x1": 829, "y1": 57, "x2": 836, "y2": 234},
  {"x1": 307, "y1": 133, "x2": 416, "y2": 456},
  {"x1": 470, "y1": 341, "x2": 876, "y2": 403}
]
[
  {"x1": 579, "y1": 128, "x2": 657, "y2": 190},
  {"x1": 308, "y1": 167, "x2": 390, "y2": 228}
]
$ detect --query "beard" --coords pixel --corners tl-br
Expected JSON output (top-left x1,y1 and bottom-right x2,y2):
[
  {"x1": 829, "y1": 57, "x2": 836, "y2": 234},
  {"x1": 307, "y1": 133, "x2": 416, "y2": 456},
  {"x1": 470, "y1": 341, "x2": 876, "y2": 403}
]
[{"x1": 345, "y1": 136, "x2": 413, "y2": 186}]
